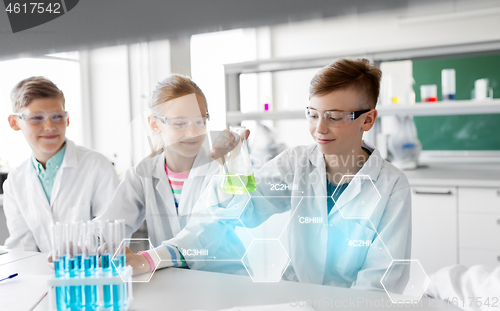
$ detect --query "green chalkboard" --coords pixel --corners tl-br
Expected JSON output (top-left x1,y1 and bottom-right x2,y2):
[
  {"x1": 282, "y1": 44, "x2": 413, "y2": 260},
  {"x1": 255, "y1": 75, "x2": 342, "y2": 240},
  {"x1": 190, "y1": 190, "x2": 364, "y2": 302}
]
[{"x1": 412, "y1": 54, "x2": 500, "y2": 151}]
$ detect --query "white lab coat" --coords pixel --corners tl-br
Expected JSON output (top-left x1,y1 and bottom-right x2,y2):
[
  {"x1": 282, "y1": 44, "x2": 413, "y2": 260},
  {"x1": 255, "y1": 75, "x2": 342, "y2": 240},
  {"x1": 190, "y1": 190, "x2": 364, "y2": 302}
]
[
  {"x1": 426, "y1": 265, "x2": 500, "y2": 311},
  {"x1": 96, "y1": 144, "x2": 220, "y2": 247},
  {"x1": 2, "y1": 139, "x2": 119, "y2": 253},
  {"x1": 169, "y1": 141, "x2": 412, "y2": 288}
]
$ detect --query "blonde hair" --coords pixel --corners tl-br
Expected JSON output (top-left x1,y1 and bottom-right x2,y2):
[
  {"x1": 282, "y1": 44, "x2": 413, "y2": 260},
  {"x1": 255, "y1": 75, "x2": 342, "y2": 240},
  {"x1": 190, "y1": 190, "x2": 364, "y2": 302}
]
[
  {"x1": 149, "y1": 74, "x2": 207, "y2": 156},
  {"x1": 309, "y1": 58, "x2": 381, "y2": 108},
  {"x1": 10, "y1": 76, "x2": 65, "y2": 113}
]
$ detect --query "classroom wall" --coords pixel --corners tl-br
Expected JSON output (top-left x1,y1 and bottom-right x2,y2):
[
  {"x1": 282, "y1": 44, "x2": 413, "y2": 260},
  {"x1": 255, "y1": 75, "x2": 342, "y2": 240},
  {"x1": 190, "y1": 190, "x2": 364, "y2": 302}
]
[
  {"x1": 270, "y1": 1, "x2": 500, "y2": 58},
  {"x1": 87, "y1": 46, "x2": 132, "y2": 176},
  {"x1": 84, "y1": 40, "x2": 171, "y2": 176},
  {"x1": 191, "y1": 28, "x2": 260, "y2": 131}
]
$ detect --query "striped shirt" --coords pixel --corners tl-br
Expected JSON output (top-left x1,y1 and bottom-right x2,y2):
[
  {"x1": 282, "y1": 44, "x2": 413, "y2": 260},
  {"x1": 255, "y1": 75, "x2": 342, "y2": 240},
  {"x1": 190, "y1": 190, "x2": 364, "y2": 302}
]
[{"x1": 165, "y1": 163, "x2": 189, "y2": 209}]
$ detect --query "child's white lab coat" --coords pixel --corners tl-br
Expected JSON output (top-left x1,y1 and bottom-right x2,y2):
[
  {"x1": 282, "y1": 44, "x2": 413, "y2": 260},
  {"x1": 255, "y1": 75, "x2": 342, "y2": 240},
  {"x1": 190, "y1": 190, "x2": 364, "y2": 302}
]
[
  {"x1": 96, "y1": 144, "x2": 220, "y2": 247},
  {"x1": 426, "y1": 265, "x2": 500, "y2": 311},
  {"x1": 3, "y1": 139, "x2": 119, "y2": 252},
  {"x1": 169, "y1": 141, "x2": 412, "y2": 288}
]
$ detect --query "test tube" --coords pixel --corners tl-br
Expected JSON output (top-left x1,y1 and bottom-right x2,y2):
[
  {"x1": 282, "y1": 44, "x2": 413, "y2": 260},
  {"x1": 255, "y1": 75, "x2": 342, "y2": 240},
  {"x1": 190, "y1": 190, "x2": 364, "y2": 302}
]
[
  {"x1": 116, "y1": 220, "x2": 126, "y2": 273},
  {"x1": 101, "y1": 221, "x2": 114, "y2": 309},
  {"x1": 62, "y1": 223, "x2": 71, "y2": 309},
  {"x1": 83, "y1": 221, "x2": 98, "y2": 310},
  {"x1": 52, "y1": 223, "x2": 65, "y2": 311},
  {"x1": 62, "y1": 223, "x2": 70, "y2": 272},
  {"x1": 112, "y1": 219, "x2": 127, "y2": 309},
  {"x1": 68, "y1": 222, "x2": 83, "y2": 310}
]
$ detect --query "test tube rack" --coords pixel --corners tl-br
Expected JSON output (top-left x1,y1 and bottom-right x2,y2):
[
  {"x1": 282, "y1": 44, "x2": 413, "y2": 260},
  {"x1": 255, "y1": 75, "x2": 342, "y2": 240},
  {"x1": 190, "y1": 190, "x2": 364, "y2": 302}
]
[{"x1": 47, "y1": 265, "x2": 134, "y2": 311}]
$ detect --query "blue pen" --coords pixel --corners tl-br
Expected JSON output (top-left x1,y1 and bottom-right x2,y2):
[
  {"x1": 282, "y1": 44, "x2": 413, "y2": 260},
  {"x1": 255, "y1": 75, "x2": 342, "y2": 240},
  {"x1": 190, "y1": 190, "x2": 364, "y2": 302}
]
[{"x1": 0, "y1": 273, "x2": 18, "y2": 282}]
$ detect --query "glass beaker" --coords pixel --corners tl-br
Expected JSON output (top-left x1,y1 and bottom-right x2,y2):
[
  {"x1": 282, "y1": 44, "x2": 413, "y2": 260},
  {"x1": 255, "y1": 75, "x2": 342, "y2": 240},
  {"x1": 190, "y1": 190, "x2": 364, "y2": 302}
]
[
  {"x1": 219, "y1": 126, "x2": 257, "y2": 194},
  {"x1": 420, "y1": 84, "x2": 437, "y2": 102}
]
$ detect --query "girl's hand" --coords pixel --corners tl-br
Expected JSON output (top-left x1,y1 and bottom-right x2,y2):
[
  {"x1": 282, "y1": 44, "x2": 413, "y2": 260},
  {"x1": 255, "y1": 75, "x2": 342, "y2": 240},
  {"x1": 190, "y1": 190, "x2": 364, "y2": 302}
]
[
  {"x1": 126, "y1": 246, "x2": 151, "y2": 276},
  {"x1": 46, "y1": 251, "x2": 55, "y2": 270},
  {"x1": 210, "y1": 129, "x2": 250, "y2": 164}
]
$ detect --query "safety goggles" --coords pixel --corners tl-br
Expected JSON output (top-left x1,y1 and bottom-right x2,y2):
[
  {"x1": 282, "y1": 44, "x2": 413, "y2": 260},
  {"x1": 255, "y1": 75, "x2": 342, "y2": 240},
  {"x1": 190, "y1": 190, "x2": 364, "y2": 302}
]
[
  {"x1": 153, "y1": 113, "x2": 210, "y2": 131},
  {"x1": 305, "y1": 107, "x2": 371, "y2": 127},
  {"x1": 12, "y1": 111, "x2": 69, "y2": 125}
]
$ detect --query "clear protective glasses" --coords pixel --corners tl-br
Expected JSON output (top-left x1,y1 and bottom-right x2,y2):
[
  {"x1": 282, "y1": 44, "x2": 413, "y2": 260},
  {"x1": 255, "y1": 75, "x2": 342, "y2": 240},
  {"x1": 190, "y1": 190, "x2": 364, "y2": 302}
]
[
  {"x1": 305, "y1": 107, "x2": 371, "y2": 127},
  {"x1": 153, "y1": 113, "x2": 210, "y2": 131},
  {"x1": 12, "y1": 111, "x2": 69, "y2": 125}
]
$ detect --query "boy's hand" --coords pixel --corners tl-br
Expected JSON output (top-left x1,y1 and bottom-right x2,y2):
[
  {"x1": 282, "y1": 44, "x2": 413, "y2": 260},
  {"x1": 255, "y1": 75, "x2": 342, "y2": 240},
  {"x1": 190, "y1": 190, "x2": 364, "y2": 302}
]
[
  {"x1": 210, "y1": 129, "x2": 250, "y2": 164},
  {"x1": 126, "y1": 246, "x2": 151, "y2": 276}
]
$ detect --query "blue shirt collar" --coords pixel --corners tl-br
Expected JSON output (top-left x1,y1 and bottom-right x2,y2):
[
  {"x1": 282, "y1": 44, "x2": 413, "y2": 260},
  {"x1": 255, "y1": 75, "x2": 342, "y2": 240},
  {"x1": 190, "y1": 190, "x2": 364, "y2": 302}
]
[{"x1": 31, "y1": 142, "x2": 67, "y2": 174}]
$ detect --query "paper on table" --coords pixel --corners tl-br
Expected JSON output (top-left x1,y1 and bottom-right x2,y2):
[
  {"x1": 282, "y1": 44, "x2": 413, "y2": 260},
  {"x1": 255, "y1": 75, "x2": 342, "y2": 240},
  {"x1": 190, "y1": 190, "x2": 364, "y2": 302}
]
[
  {"x1": 0, "y1": 274, "x2": 49, "y2": 311},
  {"x1": 216, "y1": 302, "x2": 317, "y2": 311}
]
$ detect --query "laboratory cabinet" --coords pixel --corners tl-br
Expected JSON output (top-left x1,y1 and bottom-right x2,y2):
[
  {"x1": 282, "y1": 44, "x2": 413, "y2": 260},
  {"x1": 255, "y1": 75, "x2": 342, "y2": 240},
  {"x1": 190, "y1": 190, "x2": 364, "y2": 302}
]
[
  {"x1": 458, "y1": 187, "x2": 500, "y2": 268},
  {"x1": 411, "y1": 185, "x2": 500, "y2": 276},
  {"x1": 411, "y1": 186, "x2": 458, "y2": 275}
]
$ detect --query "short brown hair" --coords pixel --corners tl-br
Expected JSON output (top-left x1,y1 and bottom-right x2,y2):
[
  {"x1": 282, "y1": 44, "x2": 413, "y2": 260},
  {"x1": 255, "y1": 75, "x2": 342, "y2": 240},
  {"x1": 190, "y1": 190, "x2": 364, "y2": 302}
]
[
  {"x1": 309, "y1": 58, "x2": 381, "y2": 108},
  {"x1": 10, "y1": 76, "x2": 65, "y2": 112}
]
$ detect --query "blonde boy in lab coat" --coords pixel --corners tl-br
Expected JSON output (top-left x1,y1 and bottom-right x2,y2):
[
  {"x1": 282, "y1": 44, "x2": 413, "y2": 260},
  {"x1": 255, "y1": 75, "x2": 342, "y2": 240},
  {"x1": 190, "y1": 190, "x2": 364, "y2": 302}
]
[
  {"x1": 3, "y1": 76, "x2": 119, "y2": 252},
  {"x1": 129, "y1": 59, "x2": 412, "y2": 290}
]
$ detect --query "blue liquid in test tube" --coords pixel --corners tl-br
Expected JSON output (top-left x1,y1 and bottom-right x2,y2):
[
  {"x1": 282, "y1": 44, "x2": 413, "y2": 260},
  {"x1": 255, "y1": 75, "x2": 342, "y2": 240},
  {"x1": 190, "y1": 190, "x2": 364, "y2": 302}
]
[
  {"x1": 69, "y1": 222, "x2": 83, "y2": 311},
  {"x1": 101, "y1": 254, "x2": 112, "y2": 308},
  {"x1": 52, "y1": 223, "x2": 65, "y2": 311},
  {"x1": 68, "y1": 257, "x2": 78, "y2": 310},
  {"x1": 83, "y1": 257, "x2": 93, "y2": 310},
  {"x1": 102, "y1": 220, "x2": 114, "y2": 309},
  {"x1": 113, "y1": 220, "x2": 127, "y2": 310},
  {"x1": 54, "y1": 260, "x2": 64, "y2": 311},
  {"x1": 63, "y1": 223, "x2": 71, "y2": 309},
  {"x1": 83, "y1": 221, "x2": 98, "y2": 310},
  {"x1": 75, "y1": 254, "x2": 83, "y2": 308},
  {"x1": 112, "y1": 257, "x2": 121, "y2": 309},
  {"x1": 90, "y1": 254, "x2": 98, "y2": 307},
  {"x1": 59, "y1": 254, "x2": 69, "y2": 310},
  {"x1": 120, "y1": 254, "x2": 127, "y2": 306},
  {"x1": 119, "y1": 221, "x2": 128, "y2": 309}
]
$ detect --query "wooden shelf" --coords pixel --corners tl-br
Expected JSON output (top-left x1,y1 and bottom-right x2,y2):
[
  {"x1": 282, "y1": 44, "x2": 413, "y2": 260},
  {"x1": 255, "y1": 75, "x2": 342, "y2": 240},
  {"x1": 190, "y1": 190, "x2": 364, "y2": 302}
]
[{"x1": 226, "y1": 99, "x2": 500, "y2": 122}]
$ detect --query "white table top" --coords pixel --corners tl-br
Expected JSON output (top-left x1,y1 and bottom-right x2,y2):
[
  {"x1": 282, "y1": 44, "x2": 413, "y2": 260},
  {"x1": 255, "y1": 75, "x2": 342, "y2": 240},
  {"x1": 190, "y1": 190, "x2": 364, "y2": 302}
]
[
  {"x1": 0, "y1": 250, "x2": 461, "y2": 311},
  {"x1": 0, "y1": 248, "x2": 41, "y2": 267},
  {"x1": 404, "y1": 162, "x2": 500, "y2": 187},
  {"x1": 133, "y1": 268, "x2": 461, "y2": 311}
]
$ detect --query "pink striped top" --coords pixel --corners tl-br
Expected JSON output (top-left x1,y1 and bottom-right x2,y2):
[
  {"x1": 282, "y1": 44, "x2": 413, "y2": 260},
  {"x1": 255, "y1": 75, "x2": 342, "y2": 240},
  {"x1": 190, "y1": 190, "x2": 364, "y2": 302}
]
[{"x1": 165, "y1": 163, "x2": 190, "y2": 209}]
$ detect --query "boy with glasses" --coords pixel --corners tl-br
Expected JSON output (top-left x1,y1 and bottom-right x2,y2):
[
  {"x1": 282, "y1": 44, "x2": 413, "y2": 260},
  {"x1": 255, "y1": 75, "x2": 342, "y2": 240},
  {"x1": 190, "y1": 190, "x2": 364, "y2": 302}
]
[{"x1": 3, "y1": 76, "x2": 119, "y2": 252}]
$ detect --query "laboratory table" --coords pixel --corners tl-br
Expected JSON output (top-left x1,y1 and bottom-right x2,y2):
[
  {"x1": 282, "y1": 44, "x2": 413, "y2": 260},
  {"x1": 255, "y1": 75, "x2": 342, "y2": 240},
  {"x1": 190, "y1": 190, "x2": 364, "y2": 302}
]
[
  {"x1": 404, "y1": 162, "x2": 500, "y2": 187},
  {"x1": 0, "y1": 249, "x2": 463, "y2": 311}
]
